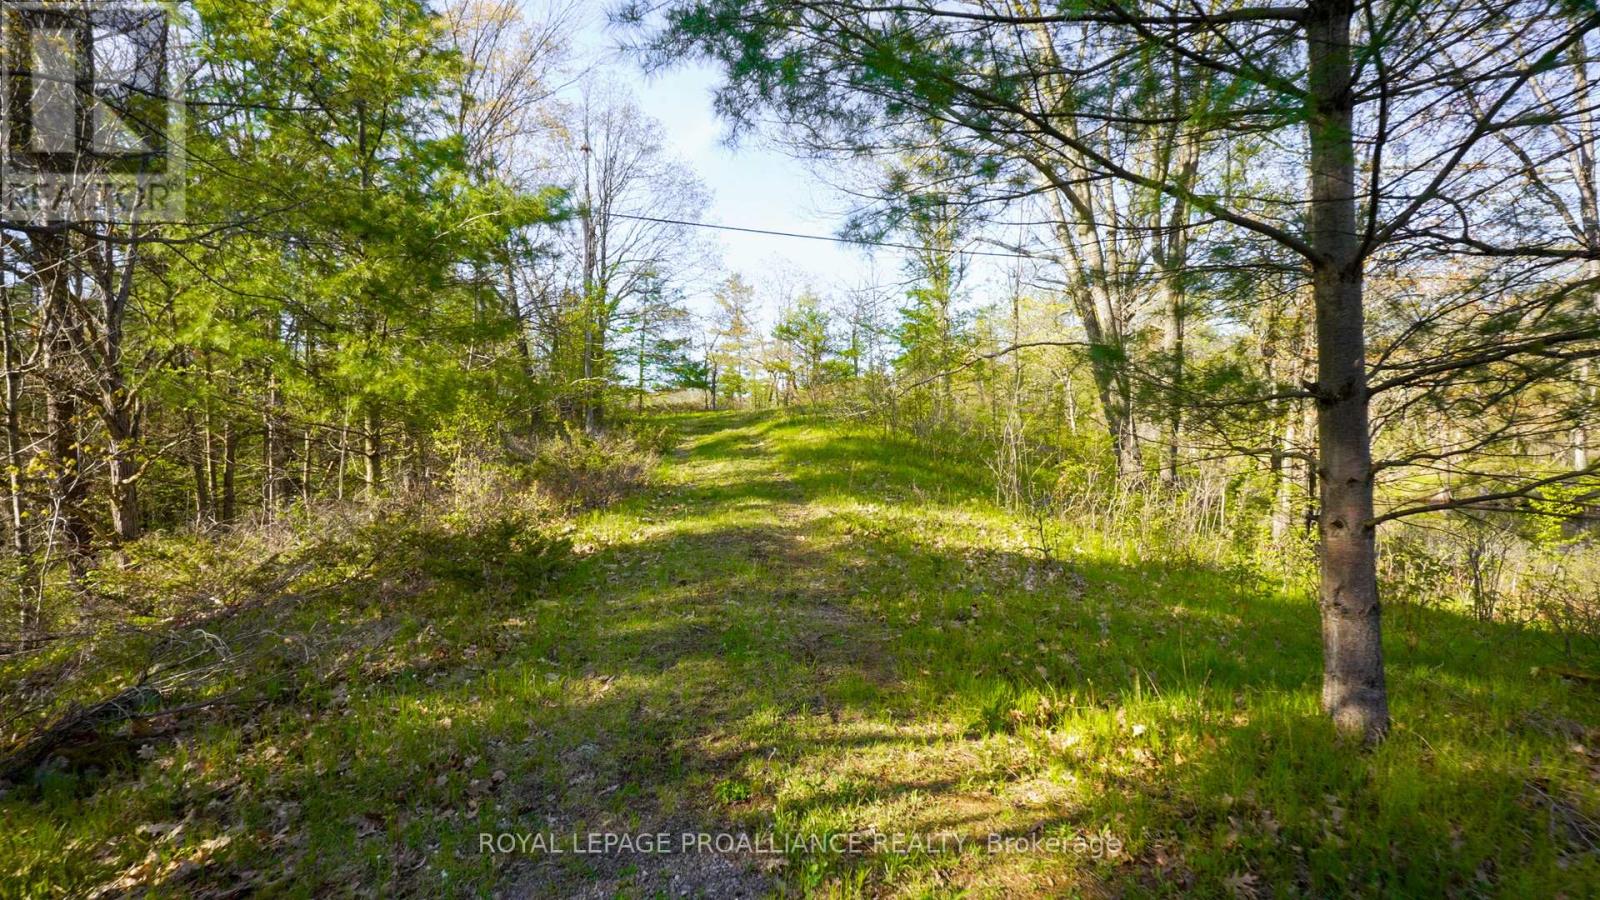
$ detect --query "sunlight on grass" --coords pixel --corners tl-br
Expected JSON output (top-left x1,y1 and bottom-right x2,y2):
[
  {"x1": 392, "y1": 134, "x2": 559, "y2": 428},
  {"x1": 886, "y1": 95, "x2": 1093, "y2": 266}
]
[{"x1": 4, "y1": 410, "x2": 1598, "y2": 897}]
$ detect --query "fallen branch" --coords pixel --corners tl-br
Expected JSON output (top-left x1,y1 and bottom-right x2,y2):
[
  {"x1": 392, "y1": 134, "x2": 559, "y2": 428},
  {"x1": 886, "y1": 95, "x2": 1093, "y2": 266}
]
[{"x1": 0, "y1": 685, "x2": 163, "y2": 782}]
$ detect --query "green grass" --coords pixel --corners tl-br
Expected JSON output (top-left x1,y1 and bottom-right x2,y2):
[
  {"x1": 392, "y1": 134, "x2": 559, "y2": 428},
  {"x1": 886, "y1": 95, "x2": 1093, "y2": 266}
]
[{"x1": 3, "y1": 410, "x2": 1599, "y2": 897}]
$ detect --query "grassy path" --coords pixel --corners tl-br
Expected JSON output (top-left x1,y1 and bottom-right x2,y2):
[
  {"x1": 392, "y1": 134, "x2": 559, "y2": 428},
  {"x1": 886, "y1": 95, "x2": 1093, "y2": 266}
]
[
  {"x1": 6, "y1": 410, "x2": 1598, "y2": 897},
  {"x1": 506, "y1": 411, "x2": 1100, "y2": 897},
  {"x1": 492, "y1": 411, "x2": 1600, "y2": 897}
]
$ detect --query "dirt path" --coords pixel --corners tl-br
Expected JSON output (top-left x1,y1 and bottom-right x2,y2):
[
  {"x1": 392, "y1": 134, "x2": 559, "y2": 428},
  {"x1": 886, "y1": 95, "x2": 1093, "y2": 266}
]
[
  {"x1": 14, "y1": 411, "x2": 1592, "y2": 897},
  {"x1": 492, "y1": 413, "x2": 1102, "y2": 898},
  {"x1": 501, "y1": 419, "x2": 875, "y2": 897}
]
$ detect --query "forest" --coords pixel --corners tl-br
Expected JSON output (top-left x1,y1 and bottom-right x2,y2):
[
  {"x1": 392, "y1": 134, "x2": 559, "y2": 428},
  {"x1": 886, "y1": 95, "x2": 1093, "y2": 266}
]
[{"x1": 2, "y1": 0, "x2": 1599, "y2": 896}]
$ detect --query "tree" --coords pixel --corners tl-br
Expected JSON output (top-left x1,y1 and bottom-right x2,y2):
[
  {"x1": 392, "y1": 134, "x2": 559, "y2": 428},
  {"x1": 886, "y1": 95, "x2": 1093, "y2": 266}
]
[
  {"x1": 560, "y1": 84, "x2": 708, "y2": 432},
  {"x1": 620, "y1": 276, "x2": 693, "y2": 411},
  {"x1": 661, "y1": 338, "x2": 713, "y2": 406},
  {"x1": 642, "y1": 0, "x2": 1600, "y2": 742},
  {"x1": 772, "y1": 291, "x2": 835, "y2": 401},
  {"x1": 710, "y1": 273, "x2": 759, "y2": 407}
]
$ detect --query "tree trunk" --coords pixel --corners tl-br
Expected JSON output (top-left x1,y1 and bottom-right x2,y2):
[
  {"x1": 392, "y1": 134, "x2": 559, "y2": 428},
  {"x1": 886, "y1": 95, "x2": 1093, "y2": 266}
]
[
  {"x1": 638, "y1": 330, "x2": 647, "y2": 414},
  {"x1": 106, "y1": 442, "x2": 140, "y2": 542},
  {"x1": 1048, "y1": 204, "x2": 1137, "y2": 477},
  {"x1": 104, "y1": 403, "x2": 141, "y2": 543},
  {"x1": 199, "y1": 406, "x2": 217, "y2": 527},
  {"x1": 302, "y1": 427, "x2": 314, "y2": 504},
  {"x1": 188, "y1": 414, "x2": 213, "y2": 527},
  {"x1": 1306, "y1": 0, "x2": 1388, "y2": 742},
  {"x1": 1575, "y1": 257, "x2": 1598, "y2": 469},
  {"x1": 1270, "y1": 407, "x2": 1302, "y2": 542},
  {"x1": 1156, "y1": 52, "x2": 1201, "y2": 489},
  {"x1": 2, "y1": 281, "x2": 34, "y2": 636},
  {"x1": 363, "y1": 407, "x2": 382, "y2": 498},
  {"x1": 1160, "y1": 275, "x2": 1184, "y2": 487},
  {"x1": 1, "y1": 284, "x2": 28, "y2": 555},
  {"x1": 587, "y1": 324, "x2": 606, "y2": 434},
  {"x1": 263, "y1": 372, "x2": 279, "y2": 513},
  {"x1": 45, "y1": 386, "x2": 89, "y2": 562},
  {"x1": 1268, "y1": 289, "x2": 1311, "y2": 541},
  {"x1": 220, "y1": 420, "x2": 238, "y2": 525},
  {"x1": 33, "y1": 235, "x2": 91, "y2": 565}
]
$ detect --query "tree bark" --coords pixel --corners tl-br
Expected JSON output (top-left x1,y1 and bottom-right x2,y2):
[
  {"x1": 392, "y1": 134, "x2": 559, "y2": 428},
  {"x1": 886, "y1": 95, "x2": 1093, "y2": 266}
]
[
  {"x1": 1048, "y1": 194, "x2": 1138, "y2": 477},
  {"x1": 1158, "y1": 272, "x2": 1185, "y2": 487},
  {"x1": 34, "y1": 236, "x2": 91, "y2": 567},
  {"x1": 1576, "y1": 259, "x2": 1598, "y2": 469},
  {"x1": 1306, "y1": 0, "x2": 1388, "y2": 742},
  {"x1": 1155, "y1": 54, "x2": 1201, "y2": 489},
  {"x1": 220, "y1": 420, "x2": 237, "y2": 525},
  {"x1": 188, "y1": 410, "x2": 213, "y2": 527},
  {"x1": 363, "y1": 406, "x2": 382, "y2": 498},
  {"x1": 1, "y1": 280, "x2": 34, "y2": 636},
  {"x1": 103, "y1": 400, "x2": 140, "y2": 543}
]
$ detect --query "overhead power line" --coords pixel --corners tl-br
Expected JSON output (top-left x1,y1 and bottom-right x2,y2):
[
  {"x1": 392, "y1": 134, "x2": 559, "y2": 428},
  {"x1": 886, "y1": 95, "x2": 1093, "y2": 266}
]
[{"x1": 610, "y1": 213, "x2": 1038, "y2": 260}]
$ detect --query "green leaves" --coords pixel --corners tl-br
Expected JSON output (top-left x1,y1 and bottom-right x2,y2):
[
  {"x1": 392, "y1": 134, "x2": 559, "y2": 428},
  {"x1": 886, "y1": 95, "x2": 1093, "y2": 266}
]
[{"x1": 162, "y1": 0, "x2": 570, "y2": 455}]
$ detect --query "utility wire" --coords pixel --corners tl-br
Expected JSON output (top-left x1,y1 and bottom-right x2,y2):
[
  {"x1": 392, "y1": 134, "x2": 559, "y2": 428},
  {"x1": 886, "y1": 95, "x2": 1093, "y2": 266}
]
[{"x1": 610, "y1": 213, "x2": 1039, "y2": 260}]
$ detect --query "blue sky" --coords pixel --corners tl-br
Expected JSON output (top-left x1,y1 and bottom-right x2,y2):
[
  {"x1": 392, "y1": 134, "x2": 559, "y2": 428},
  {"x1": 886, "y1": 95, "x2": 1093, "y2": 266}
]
[
  {"x1": 562, "y1": 2, "x2": 1015, "y2": 322},
  {"x1": 566, "y1": 3, "x2": 910, "y2": 314}
]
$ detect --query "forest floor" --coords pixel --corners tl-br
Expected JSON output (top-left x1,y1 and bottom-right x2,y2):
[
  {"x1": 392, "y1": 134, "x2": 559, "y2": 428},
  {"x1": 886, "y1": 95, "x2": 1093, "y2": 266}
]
[{"x1": 5, "y1": 411, "x2": 1600, "y2": 898}]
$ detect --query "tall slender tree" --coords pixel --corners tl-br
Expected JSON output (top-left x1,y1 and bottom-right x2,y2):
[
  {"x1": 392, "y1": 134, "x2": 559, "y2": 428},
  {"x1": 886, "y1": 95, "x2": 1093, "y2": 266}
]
[{"x1": 642, "y1": 0, "x2": 1600, "y2": 741}]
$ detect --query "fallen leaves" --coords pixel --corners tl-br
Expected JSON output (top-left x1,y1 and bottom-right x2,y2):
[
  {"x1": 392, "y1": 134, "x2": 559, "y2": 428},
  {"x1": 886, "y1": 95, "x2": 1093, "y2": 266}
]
[
  {"x1": 1223, "y1": 870, "x2": 1260, "y2": 899},
  {"x1": 89, "y1": 834, "x2": 233, "y2": 899}
]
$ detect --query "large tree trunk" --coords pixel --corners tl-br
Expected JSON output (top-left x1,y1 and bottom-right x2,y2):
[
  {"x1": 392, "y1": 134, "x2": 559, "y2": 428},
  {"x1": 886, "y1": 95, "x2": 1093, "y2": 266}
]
[{"x1": 1306, "y1": 0, "x2": 1388, "y2": 742}]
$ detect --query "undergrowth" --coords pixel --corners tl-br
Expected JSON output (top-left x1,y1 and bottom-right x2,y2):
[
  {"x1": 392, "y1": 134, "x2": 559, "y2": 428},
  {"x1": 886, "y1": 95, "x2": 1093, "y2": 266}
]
[{"x1": 1, "y1": 412, "x2": 1597, "y2": 898}]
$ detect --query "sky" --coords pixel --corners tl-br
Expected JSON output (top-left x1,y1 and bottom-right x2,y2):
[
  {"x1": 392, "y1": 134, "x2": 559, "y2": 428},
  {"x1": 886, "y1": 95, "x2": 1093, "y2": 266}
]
[
  {"x1": 557, "y1": 1, "x2": 1021, "y2": 325},
  {"x1": 564, "y1": 3, "x2": 900, "y2": 312}
]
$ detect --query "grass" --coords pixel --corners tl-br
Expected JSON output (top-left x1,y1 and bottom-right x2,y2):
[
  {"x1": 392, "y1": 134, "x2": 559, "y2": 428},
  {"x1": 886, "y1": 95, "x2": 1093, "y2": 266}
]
[{"x1": 3, "y1": 409, "x2": 1599, "y2": 897}]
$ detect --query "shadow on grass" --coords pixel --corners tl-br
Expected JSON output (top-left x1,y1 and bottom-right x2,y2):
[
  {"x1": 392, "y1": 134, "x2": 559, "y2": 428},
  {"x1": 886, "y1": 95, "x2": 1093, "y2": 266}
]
[
  {"x1": 486, "y1": 503, "x2": 1600, "y2": 894},
  {"x1": 6, "y1": 409, "x2": 1599, "y2": 897}
]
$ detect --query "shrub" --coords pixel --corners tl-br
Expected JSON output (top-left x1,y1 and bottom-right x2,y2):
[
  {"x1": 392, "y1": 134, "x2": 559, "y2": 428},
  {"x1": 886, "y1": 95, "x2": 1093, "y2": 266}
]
[
  {"x1": 529, "y1": 429, "x2": 658, "y2": 512},
  {"x1": 619, "y1": 419, "x2": 681, "y2": 455}
]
